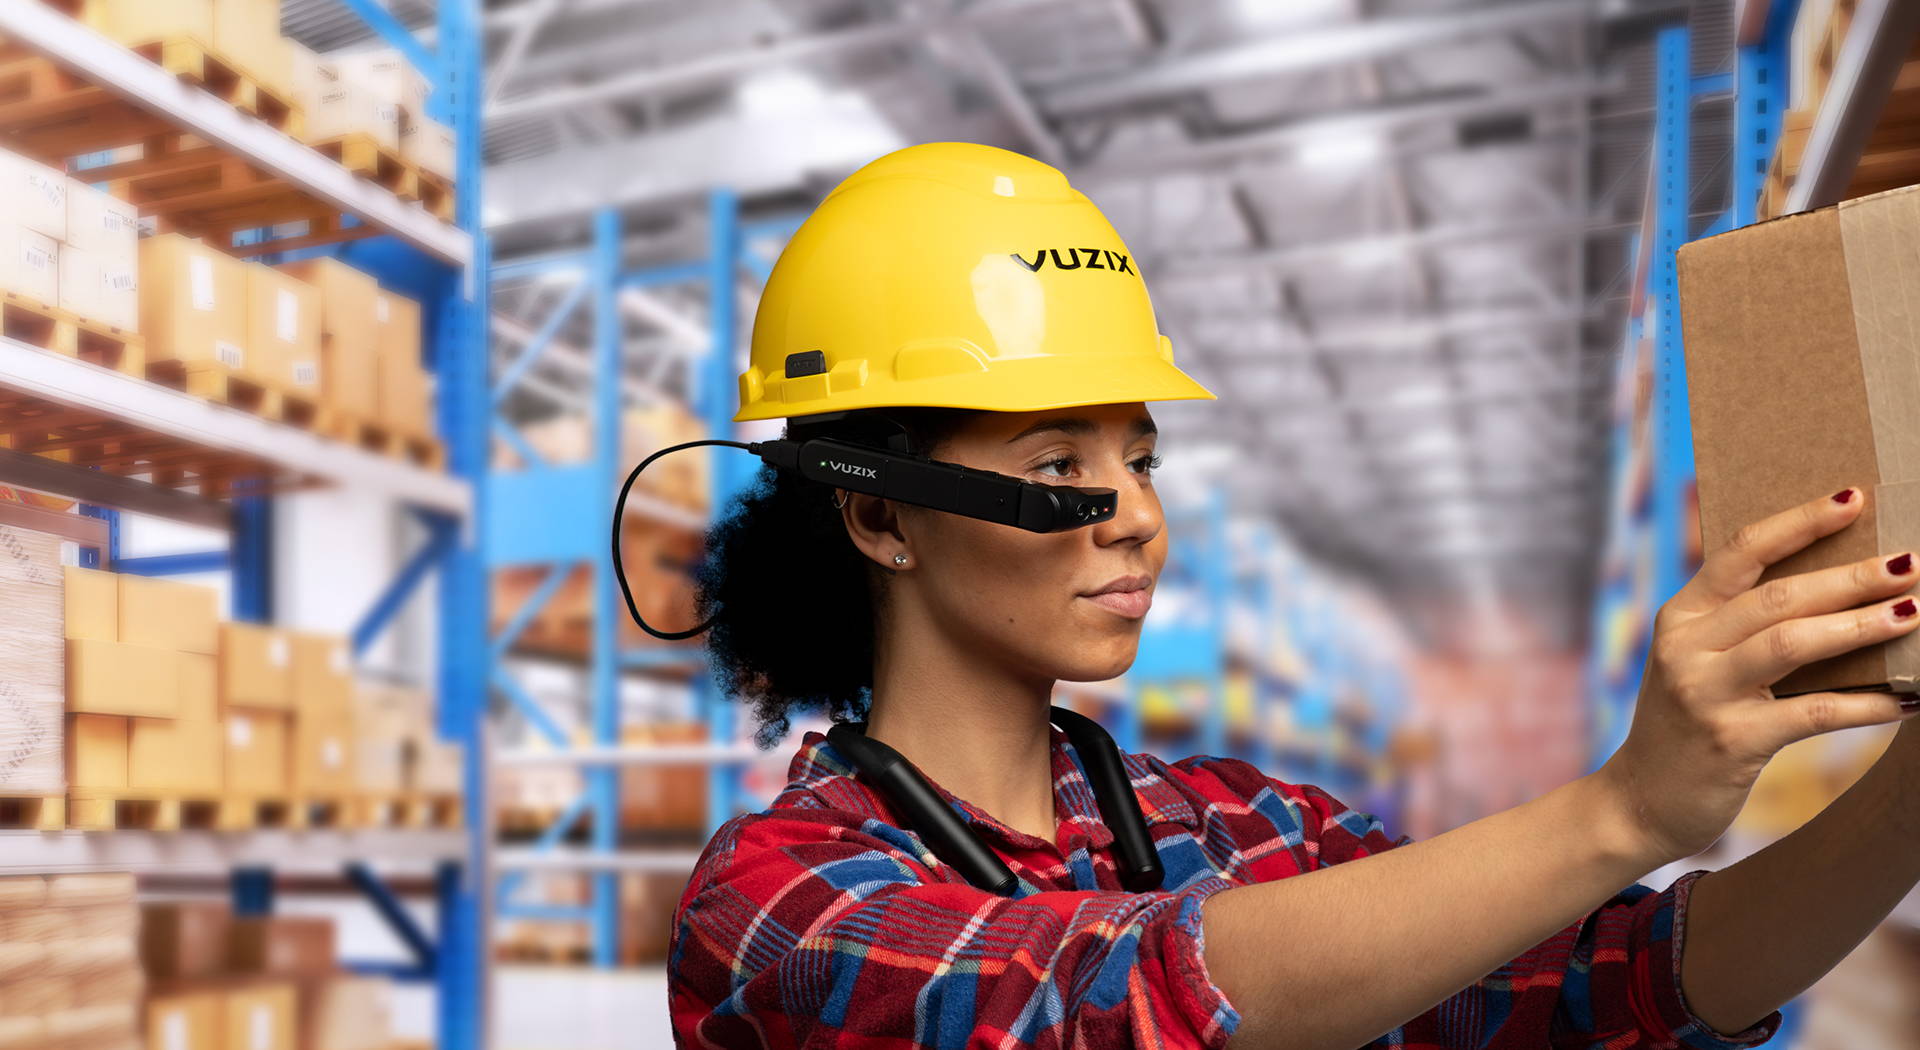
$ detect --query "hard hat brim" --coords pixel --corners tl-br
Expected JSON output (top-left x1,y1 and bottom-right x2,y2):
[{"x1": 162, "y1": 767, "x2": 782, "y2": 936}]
[{"x1": 733, "y1": 353, "x2": 1217, "y2": 423}]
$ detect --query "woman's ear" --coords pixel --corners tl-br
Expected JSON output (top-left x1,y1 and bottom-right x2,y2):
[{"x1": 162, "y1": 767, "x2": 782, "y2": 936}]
[{"x1": 839, "y1": 490, "x2": 909, "y2": 570}]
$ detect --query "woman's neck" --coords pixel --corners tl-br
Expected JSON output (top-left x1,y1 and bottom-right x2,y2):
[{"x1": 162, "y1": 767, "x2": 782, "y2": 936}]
[{"x1": 865, "y1": 604, "x2": 1060, "y2": 843}]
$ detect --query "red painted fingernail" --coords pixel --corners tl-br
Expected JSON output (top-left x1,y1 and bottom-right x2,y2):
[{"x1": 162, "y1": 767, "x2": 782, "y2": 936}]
[
  {"x1": 1833, "y1": 488, "x2": 1856, "y2": 503},
  {"x1": 1889, "y1": 554, "x2": 1913, "y2": 575},
  {"x1": 1895, "y1": 599, "x2": 1916, "y2": 619}
]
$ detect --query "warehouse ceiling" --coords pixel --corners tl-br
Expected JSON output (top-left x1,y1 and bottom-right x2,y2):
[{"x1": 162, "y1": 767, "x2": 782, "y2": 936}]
[{"x1": 288, "y1": 0, "x2": 1711, "y2": 653}]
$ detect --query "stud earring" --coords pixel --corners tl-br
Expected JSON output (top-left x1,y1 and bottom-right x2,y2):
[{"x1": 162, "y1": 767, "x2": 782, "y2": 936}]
[{"x1": 892, "y1": 553, "x2": 908, "y2": 567}]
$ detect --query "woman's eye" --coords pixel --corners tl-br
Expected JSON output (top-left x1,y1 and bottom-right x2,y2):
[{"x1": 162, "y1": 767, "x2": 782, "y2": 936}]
[
  {"x1": 1035, "y1": 456, "x2": 1077, "y2": 477},
  {"x1": 1131, "y1": 454, "x2": 1163, "y2": 476}
]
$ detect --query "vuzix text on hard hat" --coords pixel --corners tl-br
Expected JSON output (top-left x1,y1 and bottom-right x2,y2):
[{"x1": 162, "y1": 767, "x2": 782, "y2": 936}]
[{"x1": 1009, "y1": 248, "x2": 1135, "y2": 274}]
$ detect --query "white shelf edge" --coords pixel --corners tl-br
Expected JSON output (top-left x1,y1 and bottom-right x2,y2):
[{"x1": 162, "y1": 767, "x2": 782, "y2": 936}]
[
  {"x1": 0, "y1": 828, "x2": 468, "y2": 875},
  {"x1": 0, "y1": 2, "x2": 471, "y2": 267},
  {"x1": 494, "y1": 744, "x2": 764, "y2": 768},
  {"x1": 0, "y1": 337, "x2": 471, "y2": 517},
  {"x1": 494, "y1": 849, "x2": 702, "y2": 873}
]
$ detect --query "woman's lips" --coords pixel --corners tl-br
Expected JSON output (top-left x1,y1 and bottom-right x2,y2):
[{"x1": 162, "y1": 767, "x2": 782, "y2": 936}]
[{"x1": 1082, "y1": 588, "x2": 1151, "y2": 618}]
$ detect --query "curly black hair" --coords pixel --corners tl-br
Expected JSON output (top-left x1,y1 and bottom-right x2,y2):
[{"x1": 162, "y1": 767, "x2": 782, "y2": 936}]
[{"x1": 693, "y1": 407, "x2": 980, "y2": 749}]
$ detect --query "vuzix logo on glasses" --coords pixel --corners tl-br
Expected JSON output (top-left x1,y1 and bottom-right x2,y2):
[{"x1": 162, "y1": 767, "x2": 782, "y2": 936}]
[
  {"x1": 1010, "y1": 249, "x2": 1135, "y2": 274},
  {"x1": 827, "y1": 460, "x2": 879, "y2": 479}
]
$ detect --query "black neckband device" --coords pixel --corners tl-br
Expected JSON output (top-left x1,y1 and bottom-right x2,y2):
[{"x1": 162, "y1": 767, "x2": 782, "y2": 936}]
[
  {"x1": 827, "y1": 704, "x2": 1164, "y2": 895},
  {"x1": 611, "y1": 414, "x2": 1119, "y2": 641}
]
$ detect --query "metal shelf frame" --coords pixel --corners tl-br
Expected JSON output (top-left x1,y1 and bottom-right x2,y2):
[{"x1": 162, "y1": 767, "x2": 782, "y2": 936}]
[{"x1": 0, "y1": 3, "x2": 493, "y2": 1048}]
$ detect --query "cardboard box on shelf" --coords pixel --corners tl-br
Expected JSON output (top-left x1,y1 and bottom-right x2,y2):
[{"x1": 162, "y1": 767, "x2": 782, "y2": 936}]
[
  {"x1": 273, "y1": 258, "x2": 378, "y2": 415},
  {"x1": 373, "y1": 289, "x2": 426, "y2": 433},
  {"x1": 330, "y1": 48, "x2": 430, "y2": 123},
  {"x1": 296, "y1": 975, "x2": 393, "y2": 1050},
  {"x1": 306, "y1": 82, "x2": 401, "y2": 151},
  {"x1": 223, "y1": 709, "x2": 288, "y2": 795},
  {"x1": 0, "y1": 147, "x2": 68, "y2": 241},
  {"x1": 619, "y1": 721, "x2": 707, "y2": 832},
  {"x1": 58, "y1": 247, "x2": 139, "y2": 332},
  {"x1": 117, "y1": 573, "x2": 218, "y2": 654},
  {"x1": 0, "y1": 223, "x2": 57, "y2": 306},
  {"x1": 66, "y1": 713, "x2": 127, "y2": 792},
  {"x1": 226, "y1": 916, "x2": 334, "y2": 978},
  {"x1": 68, "y1": 638, "x2": 181, "y2": 718},
  {"x1": 351, "y1": 682, "x2": 408, "y2": 793},
  {"x1": 129, "y1": 717, "x2": 222, "y2": 794},
  {"x1": 63, "y1": 566, "x2": 118, "y2": 642},
  {"x1": 179, "y1": 652, "x2": 217, "y2": 723},
  {"x1": 213, "y1": 0, "x2": 288, "y2": 95},
  {"x1": 139, "y1": 234, "x2": 251, "y2": 377},
  {"x1": 1678, "y1": 182, "x2": 1920, "y2": 696},
  {"x1": 64, "y1": 180, "x2": 138, "y2": 263},
  {"x1": 139, "y1": 901, "x2": 231, "y2": 981},
  {"x1": 400, "y1": 118, "x2": 455, "y2": 182},
  {"x1": 293, "y1": 715, "x2": 354, "y2": 795},
  {"x1": 85, "y1": 0, "x2": 217, "y2": 49},
  {"x1": 146, "y1": 989, "x2": 222, "y2": 1050},
  {"x1": 221, "y1": 980, "x2": 295, "y2": 1050},
  {"x1": 290, "y1": 632, "x2": 352, "y2": 720},
  {"x1": 220, "y1": 622, "x2": 292, "y2": 710},
  {"x1": 0, "y1": 525, "x2": 63, "y2": 798},
  {"x1": 245, "y1": 265, "x2": 320, "y2": 395},
  {"x1": 412, "y1": 734, "x2": 462, "y2": 795}
]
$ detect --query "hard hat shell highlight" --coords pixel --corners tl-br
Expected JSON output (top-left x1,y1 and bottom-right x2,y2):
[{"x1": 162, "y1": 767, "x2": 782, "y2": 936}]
[{"x1": 736, "y1": 142, "x2": 1216, "y2": 422}]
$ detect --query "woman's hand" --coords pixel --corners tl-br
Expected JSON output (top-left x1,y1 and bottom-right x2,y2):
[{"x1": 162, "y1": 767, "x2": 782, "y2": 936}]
[{"x1": 1598, "y1": 486, "x2": 1920, "y2": 866}]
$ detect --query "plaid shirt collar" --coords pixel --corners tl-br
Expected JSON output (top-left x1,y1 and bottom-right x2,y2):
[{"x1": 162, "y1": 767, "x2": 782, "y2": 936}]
[{"x1": 781, "y1": 721, "x2": 1199, "y2": 852}]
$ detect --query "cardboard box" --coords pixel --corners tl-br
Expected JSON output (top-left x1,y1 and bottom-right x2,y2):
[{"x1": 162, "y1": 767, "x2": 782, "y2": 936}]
[
  {"x1": 290, "y1": 632, "x2": 352, "y2": 719},
  {"x1": 352, "y1": 682, "x2": 407, "y2": 793},
  {"x1": 1678, "y1": 182, "x2": 1920, "y2": 695},
  {"x1": 306, "y1": 82, "x2": 401, "y2": 151},
  {"x1": 0, "y1": 222, "x2": 57, "y2": 305},
  {"x1": 245, "y1": 264, "x2": 320, "y2": 394},
  {"x1": 178, "y1": 652, "x2": 217, "y2": 722},
  {"x1": 214, "y1": 0, "x2": 287, "y2": 96},
  {"x1": 3, "y1": 527, "x2": 72, "y2": 795},
  {"x1": 139, "y1": 901, "x2": 231, "y2": 981},
  {"x1": 227, "y1": 917, "x2": 334, "y2": 977},
  {"x1": 63, "y1": 566, "x2": 118, "y2": 642},
  {"x1": 65, "y1": 180, "x2": 138, "y2": 263},
  {"x1": 222, "y1": 981, "x2": 296, "y2": 1050},
  {"x1": 58, "y1": 246, "x2": 139, "y2": 331},
  {"x1": 374, "y1": 290, "x2": 426, "y2": 433},
  {"x1": 224, "y1": 709, "x2": 288, "y2": 794},
  {"x1": 293, "y1": 714, "x2": 354, "y2": 795},
  {"x1": 130, "y1": 717, "x2": 222, "y2": 794},
  {"x1": 67, "y1": 638, "x2": 181, "y2": 718},
  {"x1": 0, "y1": 875, "x2": 48, "y2": 910},
  {"x1": 400, "y1": 118, "x2": 455, "y2": 182},
  {"x1": 220, "y1": 621, "x2": 292, "y2": 710},
  {"x1": 85, "y1": 0, "x2": 216, "y2": 48},
  {"x1": 140, "y1": 234, "x2": 251, "y2": 376},
  {"x1": 0, "y1": 147, "x2": 68, "y2": 241},
  {"x1": 297, "y1": 976, "x2": 392, "y2": 1050},
  {"x1": 66, "y1": 713, "x2": 127, "y2": 791},
  {"x1": 330, "y1": 48, "x2": 430, "y2": 124},
  {"x1": 273, "y1": 258, "x2": 378, "y2": 415},
  {"x1": 117, "y1": 573, "x2": 219, "y2": 654},
  {"x1": 45, "y1": 1002, "x2": 138, "y2": 1045},
  {"x1": 147, "y1": 989, "x2": 222, "y2": 1050}
]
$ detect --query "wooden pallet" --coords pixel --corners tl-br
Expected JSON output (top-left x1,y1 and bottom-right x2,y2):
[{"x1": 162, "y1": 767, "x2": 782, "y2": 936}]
[
  {"x1": 416, "y1": 170, "x2": 456, "y2": 223},
  {"x1": 0, "y1": 291, "x2": 145, "y2": 376},
  {"x1": 66, "y1": 792, "x2": 228, "y2": 832},
  {"x1": 331, "y1": 412, "x2": 447, "y2": 470},
  {"x1": 146, "y1": 358, "x2": 284, "y2": 420},
  {"x1": 0, "y1": 793, "x2": 65, "y2": 832},
  {"x1": 312, "y1": 134, "x2": 419, "y2": 201},
  {"x1": 123, "y1": 37, "x2": 301, "y2": 138}
]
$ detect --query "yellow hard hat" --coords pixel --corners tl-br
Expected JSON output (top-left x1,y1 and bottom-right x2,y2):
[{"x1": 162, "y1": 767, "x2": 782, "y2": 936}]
[{"x1": 736, "y1": 142, "x2": 1216, "y2": 422}]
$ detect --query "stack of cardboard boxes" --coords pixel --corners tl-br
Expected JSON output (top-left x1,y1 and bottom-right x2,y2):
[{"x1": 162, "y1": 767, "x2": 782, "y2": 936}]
[
  {"x1": 354, "y1": 681, "x2": 463, "y2": 803},
  {"x1": 64, "y1": 567, "x2": 224, "y2": 815},
  {"x1": 0, "y1": 524, "x2": 64, "y2": 805},
  {"x1": 290, "y1": 43, "x2": 456, "y2": 182},
  {"x1": 0, "y1": 873, "x2": 146, "y2": 1049},
  {"x1": 84, "y1": 0, "x2": 297, "y2": 112},
  {"x1": 140, "y1": 233, "x2": 322, "y2": 403},
  {"x1": 142, "y1": 903, "x2": 395, "y2": 1050},
  {"x1": 0, "y1": 146, "x2": 140, "y2": 335}
]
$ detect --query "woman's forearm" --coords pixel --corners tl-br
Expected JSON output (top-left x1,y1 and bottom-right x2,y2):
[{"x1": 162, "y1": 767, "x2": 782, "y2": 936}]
[
  {"x1": 1679, "y1": 719, "x2": 1920, "y2": 1034},
  {"x1": 1202, "y1": 770, "x2": 1664, "y2": 1050}
]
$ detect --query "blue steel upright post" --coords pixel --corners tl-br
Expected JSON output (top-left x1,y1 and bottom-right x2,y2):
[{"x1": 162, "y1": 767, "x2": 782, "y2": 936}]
[
  {"x1": 1648, "y1": 25, "x2": 1693, "y2": 614},
  {"x1": 590, "y1": 207, "x2": 624, "y2": 967},
  {"x1": 702, "y1": 188, "x2": 744, "y2": 836}
]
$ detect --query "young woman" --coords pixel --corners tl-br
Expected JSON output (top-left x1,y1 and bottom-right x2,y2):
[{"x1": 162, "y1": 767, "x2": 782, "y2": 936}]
[{"x1": 663, "y1": 142, "x2": 1920, "y2": 1049}]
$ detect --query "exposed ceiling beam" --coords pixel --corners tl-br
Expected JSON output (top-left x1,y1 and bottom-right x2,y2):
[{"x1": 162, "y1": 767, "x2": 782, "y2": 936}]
[
  {"x1": 1154, "y1": 216, "x2": 1597, "y2": 282},
  {"x1": 1042, "y1": 0, "x2": 1594, "y2": 113},
  {"x1": 486, "y1": 0, "x2": 570, "y2": 108},
  {"x1": 1190, "y1": 304, "x2": 1597, "y2": 359}
]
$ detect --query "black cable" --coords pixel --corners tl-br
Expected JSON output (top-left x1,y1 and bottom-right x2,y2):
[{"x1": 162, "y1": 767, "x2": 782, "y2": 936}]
[{"x1": 612, "y1": 438, "x2": 754, "y2": 641}]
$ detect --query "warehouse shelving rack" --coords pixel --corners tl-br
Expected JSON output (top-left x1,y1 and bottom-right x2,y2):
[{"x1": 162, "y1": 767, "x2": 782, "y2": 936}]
[
  {"x1": 484, "y1": 192, "x2": 808, "y2": 966},
  {"x1": 0, "y1": 2, "x2": 491, "y2": 1048}
]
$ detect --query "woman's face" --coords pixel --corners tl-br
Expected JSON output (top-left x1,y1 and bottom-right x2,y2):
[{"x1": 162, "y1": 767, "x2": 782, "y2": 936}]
[{"x1": 859, "y1": 401, "x2": 1169, "y2": 684}]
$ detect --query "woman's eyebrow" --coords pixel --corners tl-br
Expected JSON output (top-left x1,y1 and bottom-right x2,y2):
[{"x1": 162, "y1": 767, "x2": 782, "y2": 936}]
[{"x1": 1005, "y1": 416, "x2": 1157, "y2": 443}]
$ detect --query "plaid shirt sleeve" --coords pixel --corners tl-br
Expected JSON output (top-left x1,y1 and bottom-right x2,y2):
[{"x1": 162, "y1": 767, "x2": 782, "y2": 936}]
[
  {"x1": 1215, "y1": 765, "x2": 1781, "y2": 1049},
  {"x1": 667, "y1": 803, "x2": 1240, "y2": 1050}
]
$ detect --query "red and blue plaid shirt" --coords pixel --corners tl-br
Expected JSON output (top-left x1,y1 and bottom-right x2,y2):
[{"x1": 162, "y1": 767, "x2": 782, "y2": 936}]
[{"x1": 668, "y1": 723, "x2": 1781, "y2": 1049}]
